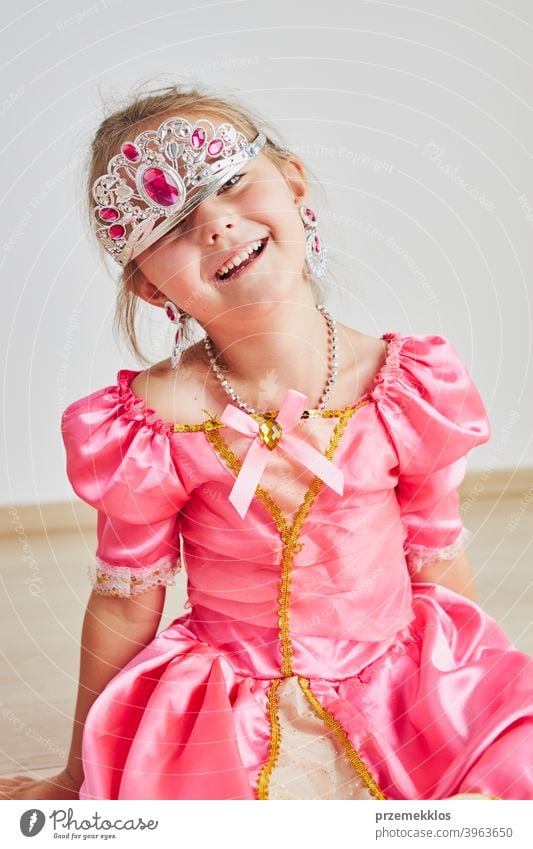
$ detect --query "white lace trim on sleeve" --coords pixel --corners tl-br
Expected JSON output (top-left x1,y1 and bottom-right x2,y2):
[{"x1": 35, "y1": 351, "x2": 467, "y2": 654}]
[
  {"x1": 88, "y1": 555, "x2": 181, "y2": 597},
  {"x1": 404, "y1": 525, "x2": 472, "y2": 574}
]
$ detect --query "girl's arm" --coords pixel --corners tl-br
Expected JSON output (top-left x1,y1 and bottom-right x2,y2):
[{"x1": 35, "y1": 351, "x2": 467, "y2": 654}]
[
  {"x1": 65, "y1": 585, "x2": 166, "y2": 786},
  {"x1": 410, "y1": 549, "x2": 477, "y2": 603},
  {"x1": 0, "y1": 585, "x2": 165, "y2": 799}
]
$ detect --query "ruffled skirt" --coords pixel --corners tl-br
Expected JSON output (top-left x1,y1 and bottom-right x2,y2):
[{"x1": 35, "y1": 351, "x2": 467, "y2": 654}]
[{"x1": 79, "y1": 583, "x2": 533, "y2": 800}]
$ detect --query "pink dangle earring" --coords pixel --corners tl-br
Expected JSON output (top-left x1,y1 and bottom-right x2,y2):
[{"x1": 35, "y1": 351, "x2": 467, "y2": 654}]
[
  {"x1": 299, "y1": 205, "x2": 327, "y2": 278},
  {"x1": 164, "y1": 300, "x2": 188, "y2": 369}
]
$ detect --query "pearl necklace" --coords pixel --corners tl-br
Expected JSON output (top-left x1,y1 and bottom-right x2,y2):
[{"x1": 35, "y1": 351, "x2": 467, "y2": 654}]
[{"x1": 203, "y1": 304, "x2": 339, "y2": 415}]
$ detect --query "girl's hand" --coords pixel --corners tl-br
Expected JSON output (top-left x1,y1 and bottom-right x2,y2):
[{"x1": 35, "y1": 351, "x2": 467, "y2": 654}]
[{"x1": 0, "y1": 768, "x2": 80, "y2": 800}]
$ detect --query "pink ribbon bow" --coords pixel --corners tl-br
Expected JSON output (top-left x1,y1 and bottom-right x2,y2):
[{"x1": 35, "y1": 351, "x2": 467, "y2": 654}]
[{"x1": 219, "y1": 388, "x2": 344, "y2": 519}]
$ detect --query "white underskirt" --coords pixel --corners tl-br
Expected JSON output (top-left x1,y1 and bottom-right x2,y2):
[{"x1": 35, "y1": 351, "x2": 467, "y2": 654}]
[
  {"x1": 267, "y1": 676, "x2": 378, "y2": 800},
  {"x1": 266, "y1": 676, "x2": 493, "y2": 800}
]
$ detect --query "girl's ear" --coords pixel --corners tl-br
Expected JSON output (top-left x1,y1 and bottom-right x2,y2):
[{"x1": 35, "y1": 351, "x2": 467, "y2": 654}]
[
  {"x1": 131, "y1": 264, "x2": 165, "y2": 307},
  {"x1": 280, "y1": 156, "x2": 308, "y2": 205}
]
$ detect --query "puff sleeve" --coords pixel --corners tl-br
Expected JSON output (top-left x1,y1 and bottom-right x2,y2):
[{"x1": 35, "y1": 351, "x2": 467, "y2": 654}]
[
  {"x1": 374, "y1": 333, "x2": 491, "y2": 575},
  {"x1": 61, "y1": 370, "x2": 190, "y2": 597}
]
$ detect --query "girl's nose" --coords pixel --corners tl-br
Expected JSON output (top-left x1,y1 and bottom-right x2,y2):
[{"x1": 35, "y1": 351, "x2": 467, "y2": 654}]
[{"x1": 192, "y1": 195, "x2": 237, "y2": 244}]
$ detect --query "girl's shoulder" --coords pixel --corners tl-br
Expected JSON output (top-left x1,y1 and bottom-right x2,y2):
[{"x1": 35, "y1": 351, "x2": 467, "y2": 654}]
[
  {"x1": 364, "y1": 330, "x2": 491, "y2": 476},
  {"x1": 61, "y1": 361, "x2": 192, "y2": 524},
  {"x1": 128, "y1": 342, "x2": 223, "y2": 427}
]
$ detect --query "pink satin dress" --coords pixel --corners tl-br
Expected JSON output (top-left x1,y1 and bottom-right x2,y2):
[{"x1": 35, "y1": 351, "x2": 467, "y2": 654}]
[{"x1": 60, "y1": 332, "x2": 533, "y2": 800}]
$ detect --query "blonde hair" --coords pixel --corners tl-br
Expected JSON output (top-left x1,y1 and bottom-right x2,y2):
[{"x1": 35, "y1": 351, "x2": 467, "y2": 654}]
[{"x1": 87, "y1": 78, "x2": 326, "y2": 366}]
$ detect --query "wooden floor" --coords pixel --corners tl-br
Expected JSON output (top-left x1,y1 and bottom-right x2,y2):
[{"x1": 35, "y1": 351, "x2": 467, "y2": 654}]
[{"x1": 0, "y1": 493, "x2": 532, "y2": 781}]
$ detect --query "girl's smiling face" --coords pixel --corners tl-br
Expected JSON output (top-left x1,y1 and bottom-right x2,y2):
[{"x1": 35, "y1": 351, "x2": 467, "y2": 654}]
[{"x1": 133, "y1": 148, "x2": 310, "y2": 323}]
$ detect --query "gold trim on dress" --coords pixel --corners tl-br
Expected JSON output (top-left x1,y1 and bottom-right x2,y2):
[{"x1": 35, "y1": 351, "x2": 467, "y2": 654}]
[
  {"x1": 256, "y1": 678, "x2": 282, "y2": 799},
  {"x1": 172, "y1": 421, "x2": 215, "y2": 432},
  {"x1": 173, "y1": 398, "x2": 390, "y2": 801},
  {"x1": 172, "y1": 406, "x2": 351, "y2": 432},
  {"x1": 203, "y1": 400, "x2": 370, "y2": 677},
  {"x1": 298, "y1": 676, "x2": 387, "y2": 800}
]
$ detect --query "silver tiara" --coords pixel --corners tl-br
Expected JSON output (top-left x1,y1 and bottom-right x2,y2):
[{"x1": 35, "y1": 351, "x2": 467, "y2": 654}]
[{"x1": 92, "y1": 116, "x2": 266, "y2": 266}]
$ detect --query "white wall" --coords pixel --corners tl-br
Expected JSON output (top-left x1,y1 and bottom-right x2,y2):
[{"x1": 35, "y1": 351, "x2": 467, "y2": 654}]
[{"x1": 1, "y1": 0, "x2": 532, "y2": 505}]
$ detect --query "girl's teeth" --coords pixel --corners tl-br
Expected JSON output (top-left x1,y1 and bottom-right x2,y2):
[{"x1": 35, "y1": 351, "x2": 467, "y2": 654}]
[{"x1": 217, "y1": 240, "x2": 264, "y2": 278}]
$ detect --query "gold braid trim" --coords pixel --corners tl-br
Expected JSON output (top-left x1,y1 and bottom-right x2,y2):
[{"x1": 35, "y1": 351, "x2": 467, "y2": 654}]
[
  {"x1": 202, "y1": 401, "x2": 376, "y2": 800},
  {"x1": 256, "y1": 678, "x2": 282, "y2": 800},
  {"x1": 204, "y1": 401, "x2": 370, "y2": 677},
  {"x1": 278, "y1": 479, "x2": 322, "y2": 675},
  {"x1": 278, "y1": 402, "x2": 369, "y2": 676},
  {"x1": 173, "y1": 422, "x2": 212, "y2": 432},
  {"x1": 298, "y1": 676, "x2": 387, "y2": 800},
  {"x1": 172, "y1": 406, "x2": 351, "y2": 432}
]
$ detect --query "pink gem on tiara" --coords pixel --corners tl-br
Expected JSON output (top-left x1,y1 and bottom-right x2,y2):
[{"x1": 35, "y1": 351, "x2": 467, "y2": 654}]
[
  {"x1": 207, "y1": 138, "x2": 224, "y2": 156},
  {"x1": 191, "y1": 127, "x2": 206, "y2": 149},
  {"x1": 108, "y1": 224, "x2": 126, "y2": 240},
  {"x1": 306, "y1": 207, "x2": 316, "y2": 222},
  {"x1": 122, "y1": 142, "x2": 141, "y2": 162},
  {"x1": 142, "y1": 168, "x2": 181, "y2": 207},
  {"x1": 99, "y1": 207, "x2": 120, "y2": 222}
]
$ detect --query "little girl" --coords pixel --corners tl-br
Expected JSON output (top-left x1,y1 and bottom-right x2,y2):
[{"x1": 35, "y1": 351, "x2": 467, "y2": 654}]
[{"x1": 3, "y1": 82, "x2": 533, "y2": 802}]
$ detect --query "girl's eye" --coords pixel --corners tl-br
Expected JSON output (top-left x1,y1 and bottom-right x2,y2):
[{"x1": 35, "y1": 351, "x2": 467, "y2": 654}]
[{"x1": 218, "y1": 173, "x2": 244, "y2": 194}]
